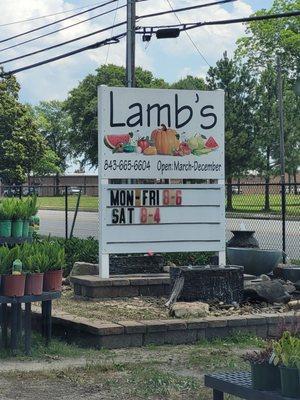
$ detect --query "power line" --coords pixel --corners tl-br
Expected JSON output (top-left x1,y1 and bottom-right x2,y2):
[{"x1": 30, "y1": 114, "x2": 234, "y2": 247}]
[
  {"x1": 0, "y1": 0, "x2": 119, "y2": 44},
  {"x1": 0, "y1": 0, "x2": 235, "y2": 65},
  {"x1": 105, "y1": 0, "x2": 120, "y2": 64},
  {"x1": 138, "y1": 0, "x2": 237, "y2": 20},
  {"x1": 138, "y1": 10, "x2": 300, "y2": 31},
  {"x1": 0, "y1": 0, "x2": 149, "y2": 29},
  {"x1": 0, "y1": 3, "x2": 127, "y2": 54},
  {"x1": 164, "y1": 0, "x2": 211, "y2": 67},
  {"x1": 0, "y1": 21, "x2": 127, "y2": 65},
  {"x1": 1, "y1": 33, "x2": 126, "y2": 77},
  {"x1": 2, "y1": 9, "x2": 299, "y2": 76},
  {"x1": 0, "y1": 2, "x2": 102, "y2": 28}
]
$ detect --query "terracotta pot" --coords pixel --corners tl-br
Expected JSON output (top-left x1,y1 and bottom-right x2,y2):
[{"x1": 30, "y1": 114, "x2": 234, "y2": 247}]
[
  {"x1": 25, "y1": 273, "x2": 44, "y2": 296},
  {"x1": 43, "y1": 270, "x2": 63, "y2": 292},
  {"x1": 2, "y1": 274, "x2": 26, "y2": 297}
]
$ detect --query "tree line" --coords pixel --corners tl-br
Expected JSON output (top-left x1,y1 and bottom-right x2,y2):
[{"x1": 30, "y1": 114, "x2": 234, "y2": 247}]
[{"x1": 0, "y1": 0, "x2": 299, "y2": 210}]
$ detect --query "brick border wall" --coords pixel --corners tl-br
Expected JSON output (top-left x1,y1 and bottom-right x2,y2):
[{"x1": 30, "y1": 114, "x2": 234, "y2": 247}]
[{"x1": 30, "y1": 309, "x2": 299, "y2": 349}]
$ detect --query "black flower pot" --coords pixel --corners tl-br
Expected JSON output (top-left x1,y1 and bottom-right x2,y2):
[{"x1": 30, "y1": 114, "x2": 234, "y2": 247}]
[
  {"x1": 280, "y1": 366, "x2": 300, "y2": 398},
  {"x1": 251, "y1": 363, "x2": 281, "y2": 391}
]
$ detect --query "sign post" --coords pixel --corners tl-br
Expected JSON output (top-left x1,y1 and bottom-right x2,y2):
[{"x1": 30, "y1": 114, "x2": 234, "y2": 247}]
[{"x1": 98, "y1": 87, "x2": 225, "y2": 278}]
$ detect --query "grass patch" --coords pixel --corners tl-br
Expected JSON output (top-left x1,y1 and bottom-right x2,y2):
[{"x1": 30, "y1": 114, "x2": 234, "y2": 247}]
[
  {"x1": 130, "y1": 365, "x2": 200, "y2": 398},
  {"x1": 0, "y1": 332, "x2": 98, "y2": 361},
  {"x1": 230, "y1": 193, "x2": 300, "y2": 216},
  {"x1": 37, "y1": 195, "x2": 98, "y2": 211},
  {"x1": 37, "y1": 193, "x2": 300, "y2": 216},
  {"x1": 0, "y1": 334, "x2": 263, "y2": 400},
  {"x1": 189, "y1": 333, "x2": 265, "y2": 371}
]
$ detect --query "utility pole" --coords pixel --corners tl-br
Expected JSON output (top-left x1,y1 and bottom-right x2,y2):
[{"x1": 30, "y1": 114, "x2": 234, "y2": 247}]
[
  {"x1": 277, "y1": 55, "x2": 286, "y2": 260},
  {"x1": 126, "y1": 0, "x2": 136, "y2": 87}
]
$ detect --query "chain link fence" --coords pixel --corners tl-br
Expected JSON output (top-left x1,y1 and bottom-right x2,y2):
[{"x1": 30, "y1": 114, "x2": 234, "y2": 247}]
[{"x1": 0, "y1": 182, "x2": 299, "y2": 261}]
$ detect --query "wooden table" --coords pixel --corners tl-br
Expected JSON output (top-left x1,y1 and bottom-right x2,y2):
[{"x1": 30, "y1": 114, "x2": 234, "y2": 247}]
[
  {"x1": 205, "y1": 371, "x2": 297, "y2": 400},
  {"x1": 0, "y1": 291, "x2": 61, "y2": 355}
]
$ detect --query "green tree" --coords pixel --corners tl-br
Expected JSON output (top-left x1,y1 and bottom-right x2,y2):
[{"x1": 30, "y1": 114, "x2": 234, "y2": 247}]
[
  {"x1": 236, "y1": 0, "x2": 300, "y2": 74},
  {"x1": 34, "y1": 100, "x2": 71, "y2": 193},
  {"x1": 206, "y1": 52, "x2": 257, "y2": 210},
  {"x1": 172, "y1": 75, "x2": 206, "y2": 90},
  {"x1": 236, "y1": 0, "x2": 300, "y2": 206},
  {"x1": 0, "y1": 71, "x2": 46, "y2": 184},
  {"x1": 252, "y1": 66, "x2": 279, "y2": 210},
  {"x1": 32, "y1": 149, "x2": 61, "y2": 177},
  {"x1": 65, "y1": 64, "x2": 169, "y2": 167}
]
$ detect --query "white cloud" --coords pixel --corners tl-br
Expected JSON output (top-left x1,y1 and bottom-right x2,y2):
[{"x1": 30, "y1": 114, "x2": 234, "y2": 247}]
[{"x1": 0, "y1": 0, "x2": 255, "y2": 103}]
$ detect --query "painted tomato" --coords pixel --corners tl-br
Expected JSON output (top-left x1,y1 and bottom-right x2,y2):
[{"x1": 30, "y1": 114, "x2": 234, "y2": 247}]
[{"x1": 138, "y1": 138, "x2": 150, "y2": 152}]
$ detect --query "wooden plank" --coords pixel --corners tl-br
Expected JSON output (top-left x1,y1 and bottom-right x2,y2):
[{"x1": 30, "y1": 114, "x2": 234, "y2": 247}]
[
  {"x1": 0, "y1": 291, "x2": 61, "y2": 304},
  {"x1": 10, "y1": 303, "x2": 18, "y2": 355},
  {"x1": 24, "y1": 303, "x2": 31, "y2": 356},
  {"x1": 1, "y1": 304, "x2": 8, "y2": 348}
]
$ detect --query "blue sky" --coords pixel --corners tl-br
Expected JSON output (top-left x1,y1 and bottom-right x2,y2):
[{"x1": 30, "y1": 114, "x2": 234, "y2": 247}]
[{"x1": 0, "y1": 0, "x2": 274, "y2": 105}]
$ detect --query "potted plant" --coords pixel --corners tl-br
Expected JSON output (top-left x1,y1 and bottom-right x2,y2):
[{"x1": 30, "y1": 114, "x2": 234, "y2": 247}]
[
  {"x1": 1, "y1": 246, "x2": 26, "y2": 297},
  {"x1": 274, "y1": 331, "x2": 300, "y2": 398},
  {"x1": 242, "y1": 344, "x2": 281, "y2": 391},
  {"x1": 11, "y1": 199, "x2": 24, "y2": 238},
  {"x1": 23, "y1": 196, "x2": 38, "y2": 238},
  {"x1": 0, "y1": 199, "x2": 14, "y2": 237},
  {"x1": 0, "y1": 246, "x2": 10, "y2": 293},
  {"x1": 22, "y1": 243, "x2": 44, "y2": 295},
  {"x1": 42, "y1": 241, "x2": 65, "y2": 292}
]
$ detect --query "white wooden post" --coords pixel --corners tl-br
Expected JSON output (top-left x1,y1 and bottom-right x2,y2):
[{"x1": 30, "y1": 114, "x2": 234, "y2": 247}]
[
  {"x1": 99, "y1": 178, "x2": 109, "y2": 278},
  {"x1": 98, "y1": 84, "x2": 109, "y2": 279},
  {"x1": 218, "y1": 178, "x2": 226, "y2": 266}
]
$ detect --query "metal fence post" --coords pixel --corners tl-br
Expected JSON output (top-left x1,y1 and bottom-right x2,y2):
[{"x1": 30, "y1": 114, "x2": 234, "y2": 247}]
[
  {"x1": 65, "y1": 186, "x2": 68, "y2": 240},
  {"x1": 282, "y1": 183, "x2": 286, "y2": 262}
]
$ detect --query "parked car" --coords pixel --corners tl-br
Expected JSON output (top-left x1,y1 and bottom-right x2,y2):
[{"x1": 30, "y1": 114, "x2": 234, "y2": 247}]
[
  {"x1": 23, "y1": 186, "x2": 39, "y2": 196},
  {"x1": 285, "y1": 186, "x2": 300, "y2": 194},
  {"x1": 67, "y1": 187, "x2": 81, "y2": 195},
  {"x1": 3, "y1": 187, "x2": 22, "y2": 197},
  {"x1": 3, "y1": 186, "x2": 39, "y2": 197},
  {"x1": 232, "y1": 186, "x2": 243, "y2": 194}
]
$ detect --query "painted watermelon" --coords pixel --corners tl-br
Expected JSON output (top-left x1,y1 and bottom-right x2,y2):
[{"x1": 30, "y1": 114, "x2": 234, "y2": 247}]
[
  {"x1": 104, "y1": 133, "x2": 132, "y2": 149},
  {"x1": 205, "y1": 136, "x2": 218, "y2": 149}
]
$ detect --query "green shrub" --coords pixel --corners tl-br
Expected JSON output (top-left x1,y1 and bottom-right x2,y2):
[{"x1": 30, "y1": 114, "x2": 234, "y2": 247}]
[
  {"x1": 36, "y1": 236, "x2": 213, "y2": 277},
  {"x1": 163, "y1": 252, "x2": 213, "y2": 266}
]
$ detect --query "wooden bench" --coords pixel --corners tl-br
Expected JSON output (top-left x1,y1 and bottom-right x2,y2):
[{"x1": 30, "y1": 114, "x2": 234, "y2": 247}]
[
  {"x1": 205, "y1": 371, "x2": 298, "y2": 400},
  {"x1": 0, "y1": 291, "x2": 61, "y2": 355}
]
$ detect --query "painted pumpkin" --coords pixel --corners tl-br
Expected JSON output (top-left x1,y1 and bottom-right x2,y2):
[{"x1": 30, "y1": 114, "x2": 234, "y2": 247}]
[{"x1": 151, "y1": 124, "x2": 180, "y2": 155}]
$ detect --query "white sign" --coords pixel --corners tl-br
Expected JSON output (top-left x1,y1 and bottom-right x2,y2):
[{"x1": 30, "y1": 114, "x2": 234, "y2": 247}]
[
  {"x1": 98, "y1": 87, "x2": 224, "y2": 179},
  {"x1": 100, "y1": 184, "x2": 225, "y2": 254}
]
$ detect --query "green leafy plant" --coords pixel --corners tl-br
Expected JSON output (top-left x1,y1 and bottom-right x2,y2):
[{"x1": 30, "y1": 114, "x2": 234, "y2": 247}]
[
  {"x1": 0, "y1": 246, "x2": 11, "y2": 274},
  {"x1": 273, "y1": 331, "x2": 300, "y2": 369},
  {"x1": 1, "y1": 198, "x2": 16, "y2": 220},
  {"x1": 26, "y1": 196, "x2": 38, "y2": 219},
  {"x1": 14, "y1": 199, "x2": 27, "y2": 220}
]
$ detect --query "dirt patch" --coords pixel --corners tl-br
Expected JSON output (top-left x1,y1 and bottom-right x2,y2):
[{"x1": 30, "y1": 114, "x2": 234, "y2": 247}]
[
  {"x1": 44, "y1": 289, "x2": 290, "y2": 323},
  {"x1": 0, "y1": 337, "x2": 259, "y2": 400}
]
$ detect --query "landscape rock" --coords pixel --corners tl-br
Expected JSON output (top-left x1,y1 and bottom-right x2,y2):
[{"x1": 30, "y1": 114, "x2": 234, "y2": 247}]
[
  {"x1": 244, "y1": 279, "x2": 292, "y2": 304},
  {"x1": 260, "y1": 274, "x2": 271, "y2": 281},
  {"x1": 288, "y1": 300, "x2": 300, "y2": 311},
  {"x1": 295, "y1": 281, "x2": 300, "y2": 291},
  {"x1": 70, "y1": 262, "x2": 98, "y2": 278},
  {"x1": 170, "y1": 302, "x2": 210, "y2": 318},
  {"x1": 283, "y1": 282, "x2": 297, "y2": 294},
  {"x1": 163, "y1": 265, "x2": 170, "y2": 273}
]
